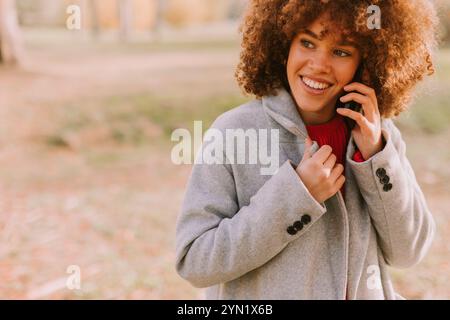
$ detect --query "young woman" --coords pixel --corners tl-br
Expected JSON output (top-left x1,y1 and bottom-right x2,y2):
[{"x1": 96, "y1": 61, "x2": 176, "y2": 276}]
[{"x1": 175, "y1": 0, "x2": 439, "y2": 299}]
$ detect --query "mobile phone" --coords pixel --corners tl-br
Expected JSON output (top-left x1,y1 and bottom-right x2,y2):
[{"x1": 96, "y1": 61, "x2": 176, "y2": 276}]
[{"x1": 341, "y1": 63, "x2": 364, "y2": 130}]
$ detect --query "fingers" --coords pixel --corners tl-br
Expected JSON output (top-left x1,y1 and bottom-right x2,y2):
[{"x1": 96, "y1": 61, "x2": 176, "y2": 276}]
[
  {"x1": 336, "y1": 108, "x2": 370, "y2": 131},
  {"x1": 344, "y1": 83, "x2": 377, "y2": 106},
  {"x1": 305, "y1": 136, "x2": 313, "y2": 150},
  {"x1": 330, "y1": 163, "x2": 344, "y2": 182},
  {"x1": 312, "y1": 144, "x2": 333, "y2": 164},
  {"x1": 339, "y1": 92, "x2": 370, "y2": 106},
  {"x1": 334, "y1": 175, "x2": 346, "y2": 191},
  {"x1": 344, "y1": 82, "x2": 376, "y2": 98},
  {"x1": 342, "y1": 83, "x2": 380, "y2": 118},
  {"x1": 323, "y1": 153, "x2": 336, "y2": 169},
  {"x1": 339, "y1": 92, "x2": 374, "y2": 122},
  {"x1": 301, "y1": 136, "x2": 313, "y2": 161}
]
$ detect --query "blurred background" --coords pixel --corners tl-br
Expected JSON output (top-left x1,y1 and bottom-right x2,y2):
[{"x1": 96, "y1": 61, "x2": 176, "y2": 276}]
[{"x1": 0, "y1": 0, "x2": 448, "y2": 299}]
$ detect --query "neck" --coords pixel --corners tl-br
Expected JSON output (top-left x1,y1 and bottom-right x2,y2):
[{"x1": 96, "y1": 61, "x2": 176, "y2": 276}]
[{"x1": 298, "y1": 106, "x2": 337, "y2": 125}]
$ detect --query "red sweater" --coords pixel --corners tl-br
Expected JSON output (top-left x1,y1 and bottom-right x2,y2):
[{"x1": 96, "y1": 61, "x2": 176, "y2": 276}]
[{"x1": 305, "y1": 113, "x2": 365, "y2": 199}]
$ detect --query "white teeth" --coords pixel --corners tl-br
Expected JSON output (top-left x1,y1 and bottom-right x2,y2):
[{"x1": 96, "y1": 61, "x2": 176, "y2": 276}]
[{"x1": 302, "y1": 76, "x2": 331, "y2": 90}]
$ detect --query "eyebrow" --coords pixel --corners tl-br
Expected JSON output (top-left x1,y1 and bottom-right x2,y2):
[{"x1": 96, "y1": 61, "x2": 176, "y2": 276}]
[
  {"x1": 303, "y1": 29, "x2": 323, "y2": 40},
  {"x1": 302, "y1": 28, "x2": 358, "y2": 47},
  {"x1": 337, "y1": 39, "x2": 358, "y2": 47}
]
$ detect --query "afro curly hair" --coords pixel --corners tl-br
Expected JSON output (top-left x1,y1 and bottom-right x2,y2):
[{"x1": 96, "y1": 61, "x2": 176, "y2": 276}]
[{"x1": 235, "y1": 0, "x2": 440, "y2": 118}]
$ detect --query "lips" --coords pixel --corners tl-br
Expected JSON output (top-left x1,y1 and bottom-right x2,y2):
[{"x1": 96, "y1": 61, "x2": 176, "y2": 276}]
[
  {"x1": 299, "y1": 76, "x2": 333, "y2": 95},
  {"x1": 301, "y1": 76, "x2": 332, "y2": 89}
]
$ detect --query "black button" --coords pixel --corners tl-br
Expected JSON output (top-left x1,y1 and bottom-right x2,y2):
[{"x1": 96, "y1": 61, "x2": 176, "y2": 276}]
[
  {"x1": 301, "y1": 214, "x2": 312, "y2": 225},
  {"x1": 293, "y1": 221, "x2": 303, "y2": 231},
  {"x1": 383, "y1": 183, "x2": 393, "y2": 192},
  {"x1": 380, "y1": 175, "x2": 390, "y2": 184},
  {"x1": 287, "y1": 226, "x2": 297, "y2": 235},
  {"x1": 376, "y1": 168, "x2": 386, "y2": 178}
]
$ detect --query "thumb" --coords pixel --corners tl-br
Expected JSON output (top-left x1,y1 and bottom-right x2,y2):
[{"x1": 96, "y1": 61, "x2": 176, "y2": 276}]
[{"x1": 301, "y1": 136, "x2": 313, "y2": 161}]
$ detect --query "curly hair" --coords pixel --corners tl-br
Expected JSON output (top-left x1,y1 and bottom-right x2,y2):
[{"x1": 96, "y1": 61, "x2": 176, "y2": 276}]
[{"x1": 235, "y1": 0, "x2": 440, "y2": 118}]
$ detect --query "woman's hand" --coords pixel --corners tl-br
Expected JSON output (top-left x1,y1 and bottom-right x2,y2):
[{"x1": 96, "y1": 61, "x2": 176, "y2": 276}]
[
  {"x1": 336, "y1": 83, "x2": 384, "y2": 160},
  {"x1": 296, "y1": 137, "x2": 345, "y2": 203}
]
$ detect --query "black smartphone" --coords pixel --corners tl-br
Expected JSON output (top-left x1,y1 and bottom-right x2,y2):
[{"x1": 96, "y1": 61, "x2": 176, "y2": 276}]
[{"x1": 341, "y1": 63, "x2": 364, "y2": 131}]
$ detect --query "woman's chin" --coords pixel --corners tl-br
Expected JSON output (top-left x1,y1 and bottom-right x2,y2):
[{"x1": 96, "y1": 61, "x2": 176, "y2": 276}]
[{"x1": 292, "y1": 93, "x2": 328, "y2": 112}]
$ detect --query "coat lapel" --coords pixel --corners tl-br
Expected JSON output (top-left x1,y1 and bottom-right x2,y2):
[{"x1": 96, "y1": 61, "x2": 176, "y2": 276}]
[{"x1": 262, "y1": 88, "x2": 320, "y2": 164}]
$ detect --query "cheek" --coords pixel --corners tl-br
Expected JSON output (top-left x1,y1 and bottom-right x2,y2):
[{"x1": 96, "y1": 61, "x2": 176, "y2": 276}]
[
  {"x1": 335, "y1": 64, "x2": 358, "y2": 85},
  {"x1": 286, "y1": 51, "x2": 296, "y2": 75},
  {"x1": 287, "y1": 50, "x2": 306, "y2": 77}
]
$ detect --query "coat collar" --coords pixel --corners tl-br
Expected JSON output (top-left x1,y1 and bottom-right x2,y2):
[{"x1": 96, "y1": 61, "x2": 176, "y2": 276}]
[
  {"x1": 261, "y1": 87, "x2": 361, "y2": 155},
  {"x1": 261, "y1": 87, "x2": 320, "y2": 163},
  {"x1": 261, "y1": 87, "x2": 310, "y2": 141}
]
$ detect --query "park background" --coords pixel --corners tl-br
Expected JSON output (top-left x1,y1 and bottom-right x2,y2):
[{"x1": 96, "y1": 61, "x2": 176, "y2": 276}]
[{"x1": 0, "y1": 0, "x2": 449, "y2": 299}]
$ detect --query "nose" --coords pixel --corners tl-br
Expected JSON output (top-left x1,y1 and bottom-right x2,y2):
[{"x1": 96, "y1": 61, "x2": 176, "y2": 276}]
[{"x1": 308, "y1": 51, "x2": 331, "y2": 74}]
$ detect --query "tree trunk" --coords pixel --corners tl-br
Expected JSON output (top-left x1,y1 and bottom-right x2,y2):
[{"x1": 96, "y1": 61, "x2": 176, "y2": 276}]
[
  {"x1": 118, "y1": 0, "x2": 132, "y2": 42},
  {"x1": 154, "y1": 0, "x2": 165, "y2": 31},
  {"x1": 0, "y1": 0, "x2": 24, "y2": 66},
  {"x1": 152, "y1": 0, "x2": 166, "y2": 42},
  {"x1": 227, "y1": 0, "x2": 246, "y2": 20},
  {"x1": 89, "y1": 0, "x2": 100, "y2": 39}
]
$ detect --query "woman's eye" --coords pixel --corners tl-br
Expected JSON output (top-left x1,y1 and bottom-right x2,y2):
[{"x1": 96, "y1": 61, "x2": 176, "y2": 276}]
[
  {"x1": 334, "y1": 49, "x2": 351, "y2": 57},
  {"x1": 300, "y1": 40, "x2": 314, "y2": 49}
]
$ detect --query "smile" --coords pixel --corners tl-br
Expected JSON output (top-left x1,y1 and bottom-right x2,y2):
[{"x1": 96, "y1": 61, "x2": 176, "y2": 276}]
[{"x1": 300, "y1": 76, "x2": 333, "y2": 95}]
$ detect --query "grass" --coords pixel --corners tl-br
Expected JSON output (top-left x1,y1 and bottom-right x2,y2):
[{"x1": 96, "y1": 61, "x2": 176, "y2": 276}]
[
  {"x1": 22, "y1": 27, "x2": 240, "y2": 55},
  {"x1": 397, "y1": 50, "x2": 450, "y2": 135},
  {"x1": 397, "y1": 93, "x2": 450, "y2": 134},
  {"x1": 45, "y1": 92, "x2": 250, "y2": 150}
]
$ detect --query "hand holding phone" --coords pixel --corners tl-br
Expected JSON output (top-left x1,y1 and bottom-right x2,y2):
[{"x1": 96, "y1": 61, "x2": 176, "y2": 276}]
[
  {"x1": 341, "y1": 64, "x2": 364, "y2": 130},
  {"x1": 336, "y1": 64, "x2": 384, "y2": 160}
]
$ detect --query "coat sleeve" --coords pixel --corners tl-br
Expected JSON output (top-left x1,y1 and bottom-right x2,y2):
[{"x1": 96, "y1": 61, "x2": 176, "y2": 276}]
[
  {"x1": 347, "y1": 119, "x2": 435, "y2": 268},
  {"x1": 175, "y1": 116, "x2": 327, "y2": 288}
]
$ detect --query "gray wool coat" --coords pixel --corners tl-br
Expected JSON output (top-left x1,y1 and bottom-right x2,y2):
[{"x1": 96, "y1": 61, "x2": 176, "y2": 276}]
[{"x1": 174, "y1": 88, "x2": 435, "y2": 300}]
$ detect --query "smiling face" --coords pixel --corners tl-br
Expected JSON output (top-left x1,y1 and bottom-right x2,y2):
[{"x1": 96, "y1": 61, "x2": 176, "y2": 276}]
[{"x1": 286, "y1": 13, "x2": 361, "y2": 125}]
